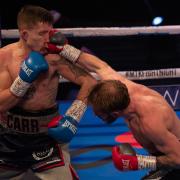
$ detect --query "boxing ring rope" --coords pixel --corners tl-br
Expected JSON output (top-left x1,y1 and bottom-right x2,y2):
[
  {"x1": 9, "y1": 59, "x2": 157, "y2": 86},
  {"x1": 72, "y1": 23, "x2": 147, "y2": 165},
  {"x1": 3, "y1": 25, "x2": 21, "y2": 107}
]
[
  {"x1": 1, "y1": 25, "x2": 180, "y2": 82},
  {"x1": 59, "y1": 68, "x2": 180, "y2": 83},
  {"x1": 2, "y1": 25, "x2": 180, "y2": 39}
]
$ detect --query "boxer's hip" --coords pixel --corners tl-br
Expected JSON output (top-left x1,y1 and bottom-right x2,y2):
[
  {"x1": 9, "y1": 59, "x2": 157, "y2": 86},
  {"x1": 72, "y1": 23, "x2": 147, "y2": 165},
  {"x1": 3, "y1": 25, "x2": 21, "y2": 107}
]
[
  {"x1": 0, "y1": 105, "x2": 63, "y2": 168},
  {"x1": 0, "y1": 105, "x2": 59, "y2": 134},
  {"x1": 0, "y1": 106, "x2": 59, "y2": 156}
]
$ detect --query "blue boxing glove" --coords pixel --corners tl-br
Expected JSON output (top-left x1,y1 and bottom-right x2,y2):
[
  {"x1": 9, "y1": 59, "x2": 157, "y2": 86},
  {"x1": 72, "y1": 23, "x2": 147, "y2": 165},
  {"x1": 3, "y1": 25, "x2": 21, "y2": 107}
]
[
  {"x1": 19, "y1": 51, "x2": 48, "y2": 83},
  {"x1": 48, "y1": 100, "x2": 87, "y2": 143},
  {"x1": 10, "y1": 51, "x2": 48, "y2": 97},
  {"x1": 48, "y1": 115, "x2": 78, "y2": 143}
]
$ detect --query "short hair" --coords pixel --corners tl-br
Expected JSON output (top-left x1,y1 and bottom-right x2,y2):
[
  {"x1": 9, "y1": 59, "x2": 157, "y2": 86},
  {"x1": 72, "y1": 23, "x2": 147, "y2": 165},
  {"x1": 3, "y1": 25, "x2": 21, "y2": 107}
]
[
  {"x1": 88, "y1": 80, "x2": 130, "y2": 113},
  {"x1": 17, "y1": 5, "x2": 53, "y2": 29}
]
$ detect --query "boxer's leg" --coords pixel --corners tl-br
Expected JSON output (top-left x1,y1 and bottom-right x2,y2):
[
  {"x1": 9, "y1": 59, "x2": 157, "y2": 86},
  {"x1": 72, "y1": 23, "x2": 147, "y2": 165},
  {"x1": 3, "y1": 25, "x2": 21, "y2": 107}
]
[
  {"x1": 0, "y1": 167, "x2": 25, "y2": 180},
  {"x1": 34, "y1": 144, "x2": 79, "y2": 180},
  {"x1": 0, "y1": 167, "x2": 42, "y2": 180}
]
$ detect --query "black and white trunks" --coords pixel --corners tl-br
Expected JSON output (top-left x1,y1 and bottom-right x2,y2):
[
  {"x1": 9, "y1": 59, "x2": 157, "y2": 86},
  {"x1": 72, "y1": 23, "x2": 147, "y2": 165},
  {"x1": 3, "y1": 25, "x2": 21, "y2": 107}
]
[{"x1": 0, "y1": 105, "x2": 65, "y2": 172}]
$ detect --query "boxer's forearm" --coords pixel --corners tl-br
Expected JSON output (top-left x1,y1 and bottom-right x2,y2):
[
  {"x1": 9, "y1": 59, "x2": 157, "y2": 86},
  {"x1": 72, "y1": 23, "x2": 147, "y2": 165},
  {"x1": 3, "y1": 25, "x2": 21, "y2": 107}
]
[
  {"x1": 157, "y1": 155, "x2": 180, "y2": 169},
  {"x1": 0, "y1": 89, "x2": 20, "y2": 112},
  {"x1": 78, "y1": 52, "x2": 108, "y2": 73},
  {"x1": 76, "y1": 81, "x2": 96, "y2": 104},
  {"x1": 78, "y1": 53, "x2": 123, "y2": 81}
]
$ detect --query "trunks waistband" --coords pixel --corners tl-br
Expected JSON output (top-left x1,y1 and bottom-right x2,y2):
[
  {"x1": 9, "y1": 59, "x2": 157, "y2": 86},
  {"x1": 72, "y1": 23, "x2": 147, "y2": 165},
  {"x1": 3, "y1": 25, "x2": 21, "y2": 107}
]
[
  {"x1": 0, "y1": 105, "x2": 59, "y2": 134},
  {"x1": 8, "y1": 105, "x2": 59, "y2": 117}
]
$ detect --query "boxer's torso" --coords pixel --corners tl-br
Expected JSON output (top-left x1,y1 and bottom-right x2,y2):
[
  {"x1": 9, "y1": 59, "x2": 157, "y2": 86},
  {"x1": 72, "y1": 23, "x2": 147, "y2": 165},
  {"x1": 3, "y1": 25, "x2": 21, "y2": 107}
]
[
  {"x1": 0, "y1": 44, "x2": 64, "y2": 166},
  {"x1": 1, "y1": 42, "x2": 61, "y2": 110},
  {"x1": 125, "y1": 83, "x2": 180, "y2": 154}
]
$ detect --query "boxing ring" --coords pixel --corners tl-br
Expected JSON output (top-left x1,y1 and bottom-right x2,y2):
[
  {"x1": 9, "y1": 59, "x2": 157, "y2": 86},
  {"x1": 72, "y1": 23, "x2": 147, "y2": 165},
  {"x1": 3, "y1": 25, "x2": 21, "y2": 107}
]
[{"x1": 1, "y1": 26, "x2": 180, "y2": 179}]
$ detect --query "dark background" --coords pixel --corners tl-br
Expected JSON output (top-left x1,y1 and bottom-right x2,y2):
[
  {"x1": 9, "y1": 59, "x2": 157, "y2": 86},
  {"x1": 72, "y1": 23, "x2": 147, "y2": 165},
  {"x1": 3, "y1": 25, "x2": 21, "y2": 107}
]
[{"x1": 1, "y1": 0, "x2": 180, "y2": 28}]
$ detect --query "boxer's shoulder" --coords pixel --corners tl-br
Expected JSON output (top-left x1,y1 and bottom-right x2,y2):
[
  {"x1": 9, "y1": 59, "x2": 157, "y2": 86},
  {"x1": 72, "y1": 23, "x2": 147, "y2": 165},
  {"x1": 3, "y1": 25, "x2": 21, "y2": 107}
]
[
  {"x1": 0, "y1": 50, "x2": 12, "y2": 69},
  {"x1": 0, "y1": 43, "x2": 17, "y2": 63},
  {"x1": 1, "y1": 42, "x2": 18, "y2": 52}
]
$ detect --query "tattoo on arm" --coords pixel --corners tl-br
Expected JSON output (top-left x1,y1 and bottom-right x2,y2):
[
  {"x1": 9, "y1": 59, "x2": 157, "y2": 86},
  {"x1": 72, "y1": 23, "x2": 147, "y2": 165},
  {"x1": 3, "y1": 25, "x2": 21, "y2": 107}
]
[
  {"x1": 58, "y1": 57, "x2": 88, "y2": 79},
  {"x1": 23, "y1": 85, "x2": 36, "y2": 99}
]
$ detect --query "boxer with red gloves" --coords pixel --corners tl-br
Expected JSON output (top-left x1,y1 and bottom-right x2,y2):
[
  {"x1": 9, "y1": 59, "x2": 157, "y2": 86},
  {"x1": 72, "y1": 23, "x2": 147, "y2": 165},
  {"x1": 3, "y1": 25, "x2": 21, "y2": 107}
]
[
  {"x1": 47, "y1": 30, "x2": 81, "y2": 63},
  {"x1": 112, "y1": 143, "x2": 157, "y2": 171}
]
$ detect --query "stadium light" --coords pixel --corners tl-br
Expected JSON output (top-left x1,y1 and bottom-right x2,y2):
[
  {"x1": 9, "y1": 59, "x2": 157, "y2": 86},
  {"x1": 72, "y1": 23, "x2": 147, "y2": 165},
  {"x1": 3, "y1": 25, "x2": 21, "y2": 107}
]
[{"x1": 152, "y1": 16, "x2": 164, "y2": 26}]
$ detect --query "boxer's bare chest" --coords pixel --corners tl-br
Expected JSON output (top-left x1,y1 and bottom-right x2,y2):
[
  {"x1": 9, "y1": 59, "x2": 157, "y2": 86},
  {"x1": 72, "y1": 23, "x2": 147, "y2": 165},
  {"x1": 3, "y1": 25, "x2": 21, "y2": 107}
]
[
  {"x1": 8, "y1": 52, "x2": 60, "y2": 110},
  {"x1": 125, "y1": 115, "x2": 157, "y2": 152}
]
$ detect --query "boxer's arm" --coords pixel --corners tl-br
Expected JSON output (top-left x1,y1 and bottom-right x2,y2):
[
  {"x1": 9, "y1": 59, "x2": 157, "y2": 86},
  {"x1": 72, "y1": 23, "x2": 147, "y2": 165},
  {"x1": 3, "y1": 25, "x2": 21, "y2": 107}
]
[
  {"x1": 47, "y1": 30, "x2": 129, "y2": 83},
  {"x1": 77, "y1": 52, "x2": 133, "y2": 85},
  {"x1": 56, "y1": 57, "x2": 97, "y2": 102},
  {"x1": 0, "y1": 68, "x2": 20, "y2": 112},
  {"x1": 47, "y1": 30, "x2": 105, "y2": 73},
  {"x1": 48, "y1": 57, "x2": 94, "y2": 142},
  {"x1": 143, "y1": 117, "x2": 180, "y2": 169},
  {"x1": 0, "y1": 54, "x2": 20, "y2": 112}
]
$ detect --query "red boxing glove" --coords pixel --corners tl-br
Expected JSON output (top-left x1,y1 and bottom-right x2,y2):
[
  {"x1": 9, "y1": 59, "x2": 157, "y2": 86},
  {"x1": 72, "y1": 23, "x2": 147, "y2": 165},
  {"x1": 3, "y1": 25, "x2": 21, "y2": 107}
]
[
  {"x1": 112, "y1": 143, "x2": 157, "y2": 171},
  {"x1": 47, "y1": 30, "x2": 81, "y2": 63},
  {"x1": 47, "y1": 30, "x2": 68, "y2": 54},
  {"x1": 112, "y1": 143, "x2": 138, "y2": 171}
]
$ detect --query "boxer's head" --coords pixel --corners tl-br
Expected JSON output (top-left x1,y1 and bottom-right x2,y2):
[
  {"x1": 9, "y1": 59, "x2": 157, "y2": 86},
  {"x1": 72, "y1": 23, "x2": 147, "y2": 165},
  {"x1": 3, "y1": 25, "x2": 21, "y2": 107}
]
[
  {"x1": 17, "y1": 5, "x2": 53, "y2": 53},
  {"x1": 88, "y1": 80, "x2": 130, "y2": 123}
]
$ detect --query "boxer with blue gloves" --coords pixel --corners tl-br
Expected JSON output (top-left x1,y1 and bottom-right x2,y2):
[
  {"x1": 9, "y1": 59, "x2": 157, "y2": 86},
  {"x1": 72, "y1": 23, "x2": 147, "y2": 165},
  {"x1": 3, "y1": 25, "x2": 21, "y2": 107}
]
[
  {"x1": 10, "y1": 51, "x2": 49, "y2": 97},
  {"x1": 0, "y1": 5, "x2": 98, "y2": 180}
]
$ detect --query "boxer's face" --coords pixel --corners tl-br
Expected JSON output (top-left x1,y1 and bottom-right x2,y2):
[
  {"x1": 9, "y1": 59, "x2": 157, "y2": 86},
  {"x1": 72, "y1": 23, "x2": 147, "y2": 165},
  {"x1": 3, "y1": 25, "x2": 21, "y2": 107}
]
[
  {"x1": 21, "y1": 22, "x2": 53, "y2": 54},
  {"x1": 93, "y1": 108, "x2": 119, "y2": 124}
]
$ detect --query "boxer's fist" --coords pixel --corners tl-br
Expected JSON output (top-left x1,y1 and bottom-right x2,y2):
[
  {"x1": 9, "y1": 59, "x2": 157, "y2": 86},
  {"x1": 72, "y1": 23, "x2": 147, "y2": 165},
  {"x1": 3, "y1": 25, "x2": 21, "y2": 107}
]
[
  {"x1": 47, "y1": 30, "x2": 68, "y2": 54},
  {"x1": 112, "y1": 143, "x2": 157, "y2": 171},
  {"x1": 48, "y1": 115, "x2": 78, "y2": 143},
  {"x1": 47, "y1": 30, "x2": 81, "y2": 63},
  {"x1": 48, "y1": 100, "x2": 87, "y2": 143},
  {"x1": 10, "y1": 51, "x2": 48, "y2": 97},
  {"x1": 112, "y1": 143, "x2": 138, "y2": 171},
  {"x1": 19, "y1": 51, "x2": 48, "y2": 83}
]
